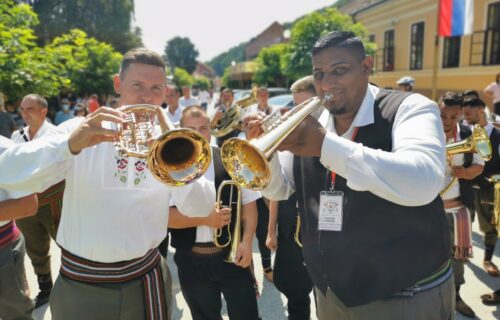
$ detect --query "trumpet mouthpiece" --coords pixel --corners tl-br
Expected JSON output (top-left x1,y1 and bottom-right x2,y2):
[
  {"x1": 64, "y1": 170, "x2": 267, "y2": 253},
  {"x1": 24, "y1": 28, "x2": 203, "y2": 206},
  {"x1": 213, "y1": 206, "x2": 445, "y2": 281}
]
[{"x1": 323, "y1": 93, "x2": 333, "y2": 103}]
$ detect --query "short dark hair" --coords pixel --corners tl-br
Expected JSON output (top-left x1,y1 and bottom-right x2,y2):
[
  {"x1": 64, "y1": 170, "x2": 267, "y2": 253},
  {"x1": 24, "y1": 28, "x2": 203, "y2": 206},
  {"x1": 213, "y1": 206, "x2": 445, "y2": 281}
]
[
  {"x1": 463, "y1": 97, "x2": 486, "y2": 108},
  {"x1": 439, "y1": 91, "x2": 462, "y2": 107},
  {"x1": 462, "y1": 89, "x2": 479, "y2": 98},
  {"x1": 167, "y1": 84, "x2": 181, "y2": 95},
  {"x1": 119, "y1": 48, "x2": 165, "y2": 79},
  {"x1": 312, "y1": 31, "x2": 365, "y2": 60},
  {"x1": 23, "y1": 94, "x2": 48, "y2": 109}
]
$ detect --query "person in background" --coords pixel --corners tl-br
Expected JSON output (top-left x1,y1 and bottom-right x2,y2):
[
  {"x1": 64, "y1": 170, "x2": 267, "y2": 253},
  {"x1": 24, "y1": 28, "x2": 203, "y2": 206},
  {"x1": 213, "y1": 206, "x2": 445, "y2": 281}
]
[
  {"x1": 197, "y1": 88, "x2": 211, "y2": 110},
  {"x1": 0, "y1": 100, "x2": 16, "y2": 138},
  {"x1": 179, "y1": 86, "x2": 199, "y2": 108},
  {"x1": 396, "y1": 76, "x2": 415, "y2": 92},
  {"x1": 483, "y1": 73, "x2": 500, "y2": 116},
  {"x1": 54, "y1": 98, "x2": 74, "y2": 125},
  {"x1": 87, "y1": 94, "x2": 100, "y2": 113},
  {"x1": 163, "y1": 85, "x2": 183, "y2": 128}
]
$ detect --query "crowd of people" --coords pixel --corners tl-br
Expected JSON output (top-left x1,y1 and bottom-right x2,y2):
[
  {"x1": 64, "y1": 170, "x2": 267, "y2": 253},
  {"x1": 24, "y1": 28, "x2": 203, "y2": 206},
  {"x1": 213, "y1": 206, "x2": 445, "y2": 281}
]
[{"x1": 0, "y1": 30, "x2": 499, "y2": 320}]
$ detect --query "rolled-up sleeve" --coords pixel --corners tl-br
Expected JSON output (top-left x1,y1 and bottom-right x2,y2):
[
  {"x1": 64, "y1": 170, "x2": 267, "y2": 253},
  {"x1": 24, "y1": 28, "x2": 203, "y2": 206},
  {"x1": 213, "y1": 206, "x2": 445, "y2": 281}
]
[
  {"x1": 260, "y1": 152, "x2": 295, "y2": 201},
  {"x1": 320, "y1": 94, "x2": 446, "y2": 206}
]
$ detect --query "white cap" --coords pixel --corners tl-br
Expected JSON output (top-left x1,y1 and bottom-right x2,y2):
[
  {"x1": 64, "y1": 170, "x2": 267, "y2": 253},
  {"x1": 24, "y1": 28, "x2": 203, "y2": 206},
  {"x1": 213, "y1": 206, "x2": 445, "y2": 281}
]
[{"x1": 396, "y1": 76, "x2": 415, "y2": 86}]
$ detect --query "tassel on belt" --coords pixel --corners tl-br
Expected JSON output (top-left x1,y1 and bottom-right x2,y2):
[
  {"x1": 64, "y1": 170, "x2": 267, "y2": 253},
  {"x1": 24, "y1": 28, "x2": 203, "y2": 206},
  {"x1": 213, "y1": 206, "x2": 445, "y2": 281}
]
[
  {"x1": 60, "y1": 248, "x2": 167, "y2": 320},
  {"x1": 37, "y1": 180, "x2": 65, "y2": 227},
  {"x1": 0, "y1": 221, "x2": 20, "y2": 248}
]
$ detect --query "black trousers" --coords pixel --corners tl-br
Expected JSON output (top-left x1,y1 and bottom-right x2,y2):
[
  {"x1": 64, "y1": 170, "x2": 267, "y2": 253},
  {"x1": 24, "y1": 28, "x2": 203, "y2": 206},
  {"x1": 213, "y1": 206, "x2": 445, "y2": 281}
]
[
  {"x1": 255, "y1": 198, "x2": 271, "y2": 270},
  {"x1": 274, "y1": 195, "x2": 314, "y2": 320},
  {"x1": 494, "y1": 101, "x2": 500, "y2": 116},
  {"x1": 173, "y1": 249, "x2": 259, "y2": 320}
]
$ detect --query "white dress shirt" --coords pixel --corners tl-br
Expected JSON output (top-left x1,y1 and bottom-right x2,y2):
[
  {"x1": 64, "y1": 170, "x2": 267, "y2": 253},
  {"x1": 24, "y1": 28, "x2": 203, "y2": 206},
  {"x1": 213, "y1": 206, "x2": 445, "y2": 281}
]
[
  {"x1": 179, "y1": 97, "x2": 199, "y2": 108},
  {"x1": 163, "y1": 105, "x2": 184, "y2": 128},
  {"x1": 0, "y1": 118, "x2": 215, "y2": 262},
  {"x1": 441, "y1": 124, "x2": 484, "y2": 200},
  {"x1": 0, "y1": 136, "x2": 30, "y2": 226},
  {"x1": 192, "y1": 158, "x2": 261, "y2": 243},
  {"x1": 262, "y1": 84, "x2": 446, "y2": 207},
  {"x1": 11, "y1": 120, "x2": 56, "y2": 143}
]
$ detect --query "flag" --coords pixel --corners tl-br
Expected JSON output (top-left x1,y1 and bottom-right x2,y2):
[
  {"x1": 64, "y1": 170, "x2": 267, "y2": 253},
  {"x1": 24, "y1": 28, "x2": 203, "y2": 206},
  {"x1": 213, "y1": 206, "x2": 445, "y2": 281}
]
[{"x1": 438, "y1": 0, "x2": 474, "y2": 37}]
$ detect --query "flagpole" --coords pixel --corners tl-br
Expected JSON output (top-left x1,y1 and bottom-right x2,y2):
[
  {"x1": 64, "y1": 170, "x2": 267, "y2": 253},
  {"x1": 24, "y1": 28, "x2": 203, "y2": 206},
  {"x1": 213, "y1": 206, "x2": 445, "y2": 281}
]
[{"x1": 431, "y1": 2, "x2": 441, "y2": 101}]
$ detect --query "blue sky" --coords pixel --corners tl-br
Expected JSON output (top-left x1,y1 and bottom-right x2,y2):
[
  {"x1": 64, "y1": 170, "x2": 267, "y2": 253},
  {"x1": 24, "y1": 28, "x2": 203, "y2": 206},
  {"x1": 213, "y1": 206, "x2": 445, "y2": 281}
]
[{"x1": 134, "y1": 0, "x2": 337, "y2": 62}]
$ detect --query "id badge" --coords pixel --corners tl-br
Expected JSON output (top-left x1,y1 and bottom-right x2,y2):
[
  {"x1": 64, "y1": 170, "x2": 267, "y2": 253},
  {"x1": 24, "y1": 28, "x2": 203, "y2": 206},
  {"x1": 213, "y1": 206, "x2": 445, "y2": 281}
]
[{"x1": 318, "y1": 191, "x2": 344, "y2": 231}]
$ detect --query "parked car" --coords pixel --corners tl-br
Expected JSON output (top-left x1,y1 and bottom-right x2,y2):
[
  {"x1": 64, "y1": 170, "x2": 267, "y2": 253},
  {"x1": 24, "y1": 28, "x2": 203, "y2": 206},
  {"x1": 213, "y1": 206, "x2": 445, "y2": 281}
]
[
  {"x1": 268, "y1": 94, "x2": 294, "y2": 114},
  {"x1": 233, "y1": 87, "x2": 291, "y2": 101}
]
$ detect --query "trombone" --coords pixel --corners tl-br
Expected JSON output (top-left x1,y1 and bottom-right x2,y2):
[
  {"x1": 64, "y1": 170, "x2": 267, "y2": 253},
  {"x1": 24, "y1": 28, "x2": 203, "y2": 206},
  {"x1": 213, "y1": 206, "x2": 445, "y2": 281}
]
[
  {"x1": 221, "y1": 94, "x2": 333, "y2": 190},
  {"x1": 114, "y1": 104, "x2": 211, "y2": 186},
  {"x1": 440, "y1": 125, "x2": 491, "y2": 196},
  {"x1": 213, "y1": 180, "x2": 242, "y2": 263},
  {"x1": 486, "y1": 175, "x2": 500, "y2": 230}
]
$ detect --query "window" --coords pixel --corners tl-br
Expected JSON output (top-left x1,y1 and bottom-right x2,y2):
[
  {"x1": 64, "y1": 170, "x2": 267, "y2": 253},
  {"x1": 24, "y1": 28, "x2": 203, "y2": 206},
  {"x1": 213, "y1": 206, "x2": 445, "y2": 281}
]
[
  {"x1": 485, "y1": 2, "x2": 500, "y2": 65},
  {"x1": 383, "y1": 30, "x2": 394, "y2": 71},
  {"x1": 410, "y1": 22, "x2": 425, "y2": 70},
  {"x1": 443, "y1": 36, "x2": 461, "y2": 68}
]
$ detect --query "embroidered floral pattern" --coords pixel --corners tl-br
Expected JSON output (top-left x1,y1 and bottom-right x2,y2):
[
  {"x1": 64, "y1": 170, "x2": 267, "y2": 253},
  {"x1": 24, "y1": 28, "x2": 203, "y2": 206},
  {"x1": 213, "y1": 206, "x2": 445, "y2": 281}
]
[
  {"x1": 114, "y1": 156, "x2": 128, "y2": 184},
  {"x1": 134, "y1": 160, "x2": 147, "y2": 185}
]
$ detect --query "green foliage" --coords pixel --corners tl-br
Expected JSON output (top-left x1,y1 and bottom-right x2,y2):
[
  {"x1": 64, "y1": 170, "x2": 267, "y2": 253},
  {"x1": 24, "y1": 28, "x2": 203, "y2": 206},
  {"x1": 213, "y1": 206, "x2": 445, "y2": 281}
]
[
  {"x1": 31, "y1": 0, "x2": 142, "y2": 53},
  {"x1": 0, "y1": 0, "x2": 66, "y2": 100},
  {"x1": 45, "y1": 30, "x2": 122, "y2": 96},
  {"x1": 284, "y1": 8, "x2": 375, "y2": 80},
  {"x1": 173, "y1": 68, "x2": 194, "y2": 88},
  {"x1": 193, "y1": 76, "x2": 211, "y2": 90},
  {"x1": 207, "y1": 42, "x2": 247, "y2": 76},
  {"x1": 252, "y1": 44, "x2": 288, "y2": 87},
  {"x1": 220, "y1": 66, "x2": 238, "y2": 89},
  {"x1": 164, "y1": 37, "x2": 199, "y2": 74}
]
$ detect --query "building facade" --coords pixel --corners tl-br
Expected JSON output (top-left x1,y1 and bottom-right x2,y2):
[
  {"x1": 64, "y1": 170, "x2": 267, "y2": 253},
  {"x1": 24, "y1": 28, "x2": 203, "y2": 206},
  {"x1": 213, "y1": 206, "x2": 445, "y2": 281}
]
[{"x1": 351, "y1": 0, "x2": 500, "y2": 99}]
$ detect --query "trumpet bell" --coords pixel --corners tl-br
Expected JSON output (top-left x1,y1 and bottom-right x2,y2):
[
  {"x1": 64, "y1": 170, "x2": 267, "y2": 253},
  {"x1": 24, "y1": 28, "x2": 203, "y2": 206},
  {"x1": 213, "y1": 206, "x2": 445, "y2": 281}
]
[
  {"x1": 221, "y1": 138, "x2": 270, "y2": 190},
  {"x1": 148, "y1": 129, "x2": 212, "y2": 186}
]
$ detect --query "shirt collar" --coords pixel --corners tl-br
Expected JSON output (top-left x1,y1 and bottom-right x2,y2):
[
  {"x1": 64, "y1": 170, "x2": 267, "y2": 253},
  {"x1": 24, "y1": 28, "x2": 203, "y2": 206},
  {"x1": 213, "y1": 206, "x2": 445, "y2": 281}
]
[{"x1": 319, "y1": 84, "x2": 378, "y2": 131}]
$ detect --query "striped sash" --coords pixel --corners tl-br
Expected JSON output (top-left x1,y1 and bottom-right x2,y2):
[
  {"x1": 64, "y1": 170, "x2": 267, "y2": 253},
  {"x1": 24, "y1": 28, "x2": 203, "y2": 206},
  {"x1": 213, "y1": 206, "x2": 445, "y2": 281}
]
[
  {"x1": 0, "y1": 221, "x2": 21, "y2": 248},
  {"x1": 60, "y1": 248, "x2": 167, "y2": 320},
  {"x1": 451, "y1": 206, "x2": 473, "y2": 260},
  {"x1": 37, "y1": 180, "x2": 65, "y2": 228}
]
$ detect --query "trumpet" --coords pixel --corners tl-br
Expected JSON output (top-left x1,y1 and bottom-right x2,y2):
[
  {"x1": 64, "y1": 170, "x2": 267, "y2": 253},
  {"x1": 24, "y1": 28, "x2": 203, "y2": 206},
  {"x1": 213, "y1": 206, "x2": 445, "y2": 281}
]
[
  {"x1": 487, "y1": 175, "x2": 500, "y2": 230},
  {"x1": 114, "y1": 104, "x2": 211, "y2": 186},
  {"x1": 440, "y1": 125, "x2": 491, "y2": 195},
  {"x1": 213, "y1": 180, "x2": 242, "y2": 263},
  {"x1": 221, "y1": 94, "x2": 333, "y2": 190},
  {"x1": 211, "y1": 92, "x2": 257, "y2": 138}
]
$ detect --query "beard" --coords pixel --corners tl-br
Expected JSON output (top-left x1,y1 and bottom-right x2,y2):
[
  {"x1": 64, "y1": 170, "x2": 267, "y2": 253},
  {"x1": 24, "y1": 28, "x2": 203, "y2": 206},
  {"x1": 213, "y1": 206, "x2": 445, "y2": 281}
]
[{"x1": 326, "y1": 103, "x2": 348, "y2": 116}]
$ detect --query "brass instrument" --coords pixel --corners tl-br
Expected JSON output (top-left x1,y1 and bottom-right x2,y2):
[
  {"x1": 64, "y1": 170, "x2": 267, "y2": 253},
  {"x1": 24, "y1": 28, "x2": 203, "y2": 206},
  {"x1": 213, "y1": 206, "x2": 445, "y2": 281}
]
[
  {"x1": 487, "y1": 175, "x2": 500, "y2": 229},
  {"x1": 440, "y1": 125, "x2": 492, "y2": 196},
  {"x1": 114, "y1": 104, "x2": 211, "y2": 186},
  {"x1": 294, "y1": 215, "x2": 302, "y2": 248},
  {"x1": 211, "y1": 92, "x2": 257, "y2": 138},
  {"x1": 213, "y1": 180, "x2": 242, "y2": 263},
  {"x1": 221, "y1": 94, "x2": 333, "y2": 190}
]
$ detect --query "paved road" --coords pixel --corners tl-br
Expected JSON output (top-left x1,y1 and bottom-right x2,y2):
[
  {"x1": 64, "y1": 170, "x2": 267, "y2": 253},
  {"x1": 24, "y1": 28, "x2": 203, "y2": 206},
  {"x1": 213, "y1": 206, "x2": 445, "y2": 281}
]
[{"x1": 26, "y1": 217, "x2": 500, "y2": 320}]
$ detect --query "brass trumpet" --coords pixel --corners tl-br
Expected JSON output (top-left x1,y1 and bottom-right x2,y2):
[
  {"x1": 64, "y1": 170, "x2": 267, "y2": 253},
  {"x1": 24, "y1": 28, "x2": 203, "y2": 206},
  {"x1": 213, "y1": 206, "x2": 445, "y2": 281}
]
[
  {"x1": 213, "y1": 180, "x2": 242, "y2": 263},
  {"x1": 211, "y1": 92, "x2": 257, "y2": 138},
  {"x1": 440, "y1": 125, "x2": 492, "y2": 195},
  {"x1": 114, "y1": 104, "x2": 211, "y2": 186},
  {"x1": 221, "y1": 94, "x2": 333, "y2": 190},
  {"x1": 488, "y1": 175, "x2": 500, "y2": 230}
]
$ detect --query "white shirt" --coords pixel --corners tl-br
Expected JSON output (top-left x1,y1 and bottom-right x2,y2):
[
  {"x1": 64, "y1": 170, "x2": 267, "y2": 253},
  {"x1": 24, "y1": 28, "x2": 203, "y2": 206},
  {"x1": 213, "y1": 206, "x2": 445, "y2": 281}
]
[
  {"x1": 198, "y1": 91, "x2": 211, "y2": 104},
  {"x1": 262, "y1": 84, "x2": 446, "y2": 207},
  {"x1": 0, "y1": 137, "x2": 30, "y2": 226},
  {"x1": 242, "y1": 103, "x2": 281, "y2": 119},
  {"x1": 163, "y1": 105, "x2": 184, "y2": 128},
  {"x1": 485, "y1": 82, "x2": 500, "y2": 104},
  {"x1": 441, "y1": 124, "x2": 484, "y2": 200},
  {"x1": 193, "y1": 158, "x2": 261, "y2": 243},
  {"x1": 0, "y1": 118, "x2": 215, "y2": 262},
  {"x1": 11, "y1": 120, "x2": 56, "y2": 143},
  {"x1": 179, "y1": 96, "x2": 199, "y2": 108}
]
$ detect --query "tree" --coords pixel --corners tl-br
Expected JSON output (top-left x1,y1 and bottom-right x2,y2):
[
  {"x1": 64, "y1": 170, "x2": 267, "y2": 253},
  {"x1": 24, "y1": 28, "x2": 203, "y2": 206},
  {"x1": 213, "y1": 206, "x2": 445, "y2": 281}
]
[
  {"x1": 0, "y1": 0, "x2": 67, "y2": 101},
  {"x1": 252, "y1": 44, "x2": 288, "y2": 87},
  {"x1": 207, "y1": 42, "x2": 247, "y2": 76},
  {"x1": 193, "y1": 76, "x2": 211, "y2": 90},
  {"x1": 30, "y1": 0, "x2": 143, "y2": 53},
  {"x1": 164, "y1": 37, "x2": 199, "y2": 74},
  {"x1": 173, "y1": 68, "x2": 194, "y2": 88},
  {"x1": 45, "y1": 30, "x2": 123, "y2": 96},
  {"x1": 284, "y1": 8, "x2": 375, "y2": 80}
]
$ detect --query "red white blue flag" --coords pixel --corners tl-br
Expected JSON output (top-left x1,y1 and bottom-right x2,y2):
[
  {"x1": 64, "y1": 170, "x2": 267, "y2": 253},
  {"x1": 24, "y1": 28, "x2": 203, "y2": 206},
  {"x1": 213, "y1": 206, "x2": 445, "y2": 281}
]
[{"x1": 438, "y1": 0, "x2": 474, "y2": 37}]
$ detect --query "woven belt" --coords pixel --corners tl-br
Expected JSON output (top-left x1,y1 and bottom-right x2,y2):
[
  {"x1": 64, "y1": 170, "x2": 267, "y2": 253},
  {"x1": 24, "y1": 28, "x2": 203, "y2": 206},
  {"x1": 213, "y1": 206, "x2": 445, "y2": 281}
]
[
  {"x1": 37, "y1": 180, "x2": 65, "y2": 227},
  {"x1": 393, "y1": 260, "x2": 452, "y2": 297},
  {"x1": 60, "y1": 248, "x2": 167, "y2": 320},
  {"x1": 0, "y1": 221, "x2": 20, "y2": 248},
  {"x1": 191, "y1": 243, "x2": 225, "y2": 255}
]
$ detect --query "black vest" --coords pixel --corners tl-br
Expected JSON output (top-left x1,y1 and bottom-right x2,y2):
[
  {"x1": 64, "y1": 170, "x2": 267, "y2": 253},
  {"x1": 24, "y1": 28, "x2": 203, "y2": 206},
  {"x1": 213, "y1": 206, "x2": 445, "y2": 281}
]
[
  {"x1": 169, "y1": 146, "x2": 237, "y2": 251},
  {"x1": 457, "y1": 125, "x2": 474, "y2": 211},
  {"x1": 472, "y1": 126, "x2": 500, "y2": 190},
  {"x1": 294, "y1": 90, "x2": 449, "y2": 307}
]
